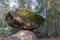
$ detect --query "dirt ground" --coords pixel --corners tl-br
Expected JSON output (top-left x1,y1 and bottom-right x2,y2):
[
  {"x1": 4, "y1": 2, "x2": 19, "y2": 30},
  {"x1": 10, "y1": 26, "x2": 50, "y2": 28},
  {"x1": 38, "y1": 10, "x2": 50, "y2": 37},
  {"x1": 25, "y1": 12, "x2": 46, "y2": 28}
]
[
  {"x1": 0, "y1": 36, "x2": 60, "y2": 40},
  {"x1": 38, "y1": 37, "x2": 60, "y2": 40}
]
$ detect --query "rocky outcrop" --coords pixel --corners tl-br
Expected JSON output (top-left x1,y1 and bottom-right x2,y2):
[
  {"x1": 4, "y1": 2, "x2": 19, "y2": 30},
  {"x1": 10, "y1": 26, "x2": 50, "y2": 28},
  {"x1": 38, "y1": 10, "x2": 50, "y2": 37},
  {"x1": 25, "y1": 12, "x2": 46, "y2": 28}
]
[{"x1": 0, "y1": 30, "x2": 37, "y2": 40}]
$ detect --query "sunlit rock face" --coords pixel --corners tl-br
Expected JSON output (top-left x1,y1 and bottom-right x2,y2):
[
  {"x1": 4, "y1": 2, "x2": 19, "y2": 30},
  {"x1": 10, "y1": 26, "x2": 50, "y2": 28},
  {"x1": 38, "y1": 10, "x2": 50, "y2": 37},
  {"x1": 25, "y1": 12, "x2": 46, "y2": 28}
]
[{"x1": 6, "y1": 30, "x2": 37, "y2": 40}]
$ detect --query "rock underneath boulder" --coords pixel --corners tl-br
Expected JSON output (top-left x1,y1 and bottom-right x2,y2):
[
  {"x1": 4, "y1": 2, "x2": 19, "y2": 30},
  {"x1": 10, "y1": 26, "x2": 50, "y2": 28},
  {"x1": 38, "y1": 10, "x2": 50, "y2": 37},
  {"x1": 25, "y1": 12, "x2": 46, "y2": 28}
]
[{"x1": 6, "y1": 30, "x2": 37, "y2": 40}]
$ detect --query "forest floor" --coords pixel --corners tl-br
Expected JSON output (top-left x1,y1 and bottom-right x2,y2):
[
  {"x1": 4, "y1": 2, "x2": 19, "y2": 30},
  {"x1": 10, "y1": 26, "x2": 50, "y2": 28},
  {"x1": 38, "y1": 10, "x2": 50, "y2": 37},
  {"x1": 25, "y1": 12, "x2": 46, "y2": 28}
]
[
  {"x1": 0, "y1": 36, "x2": 60, "y2": 40},
  {"x1": 38, "y1": 36, "x2": 60, "y2": 40}
]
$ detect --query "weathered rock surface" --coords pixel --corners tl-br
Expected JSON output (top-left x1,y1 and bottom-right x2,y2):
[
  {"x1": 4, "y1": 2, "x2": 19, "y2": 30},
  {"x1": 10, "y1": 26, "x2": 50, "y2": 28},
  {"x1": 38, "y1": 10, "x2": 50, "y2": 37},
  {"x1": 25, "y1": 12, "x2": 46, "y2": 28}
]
[
  {"x1": 11, "y1": 30, "x2": 37, "y2": 40},
  {"x1": 3, "y1": 30, "x2": 37, "y2": 40}
]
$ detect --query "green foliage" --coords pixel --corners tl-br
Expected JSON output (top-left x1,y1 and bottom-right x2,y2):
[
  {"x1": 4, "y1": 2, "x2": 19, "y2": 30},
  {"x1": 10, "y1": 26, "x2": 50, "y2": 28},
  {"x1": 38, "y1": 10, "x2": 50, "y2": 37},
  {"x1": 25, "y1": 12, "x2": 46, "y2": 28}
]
[
  {"x1": 47, "y1": 8, "x2": 58, "y2": 23},
  {"x1": 46, "y1": 0, "x2": 58, "y2": 26},
  {"x1": 0, "y1": 0, "x2": 11, "y2": 35},
  {"x1": 19, "y1": 0, "x2": 25, "y2": 8},
  {"x1": 45, "y1": 0, "x2": 60, "y2": 36}
]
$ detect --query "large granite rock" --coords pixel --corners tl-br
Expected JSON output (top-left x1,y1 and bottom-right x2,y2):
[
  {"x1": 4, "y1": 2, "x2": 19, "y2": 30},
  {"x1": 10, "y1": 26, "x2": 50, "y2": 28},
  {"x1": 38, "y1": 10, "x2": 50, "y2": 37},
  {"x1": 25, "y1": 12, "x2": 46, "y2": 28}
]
[
  {"x1": 5, "y1": 30, "x2": 37, "y2": 40},
  {"x1": 6, "y1": 8, "x2": 45, "y2": 30}
]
